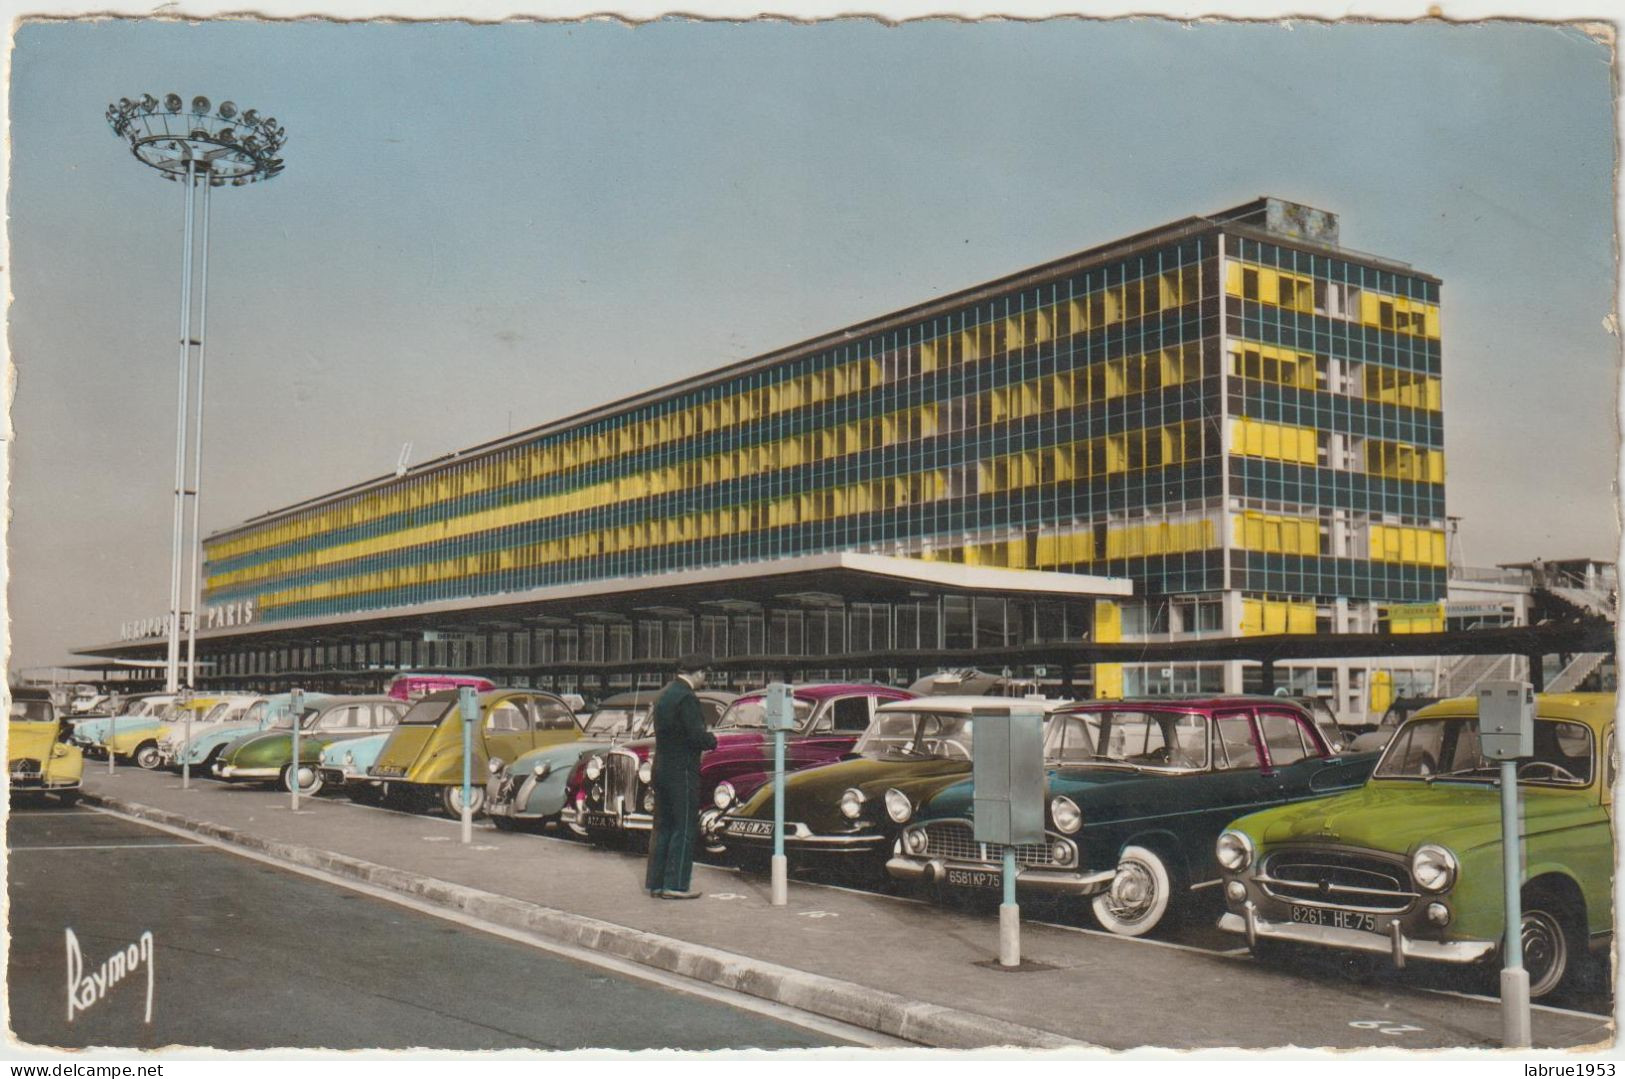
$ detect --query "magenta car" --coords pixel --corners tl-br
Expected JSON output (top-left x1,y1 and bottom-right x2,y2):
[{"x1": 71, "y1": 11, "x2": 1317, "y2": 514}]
[
  {"x1": 564, "y1": 682, "x2": 916, "y2": 844},
  {"x1": 384, "y1": 673, "x2": 496, "y2": 703}
]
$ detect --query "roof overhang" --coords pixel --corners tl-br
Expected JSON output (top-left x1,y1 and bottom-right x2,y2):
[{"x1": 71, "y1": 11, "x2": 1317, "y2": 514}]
[{"x1": 75, "y1": 552, "x2": 1132, "y2": 660}]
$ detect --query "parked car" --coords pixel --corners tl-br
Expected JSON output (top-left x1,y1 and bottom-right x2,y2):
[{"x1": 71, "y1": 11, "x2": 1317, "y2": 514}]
[
  {"x1": 168, "y1": 692, "x2": 329, "y2": 774},
  {"x1": 71, "y1": 694, "x2": 174, "y2": 757},
  {"x1": 368, "y1": 689, "x2": 581, "y2": 816},
  {"x1": 215, "y1": 696, "x2": 407, "y2": 793},
  {"x1": 1217, "y1": 692, "x2": 1615, "y2": 998},
  {"x1": 712, "y1": 694, "x2": 1044, "y2": 881},
  {"x1": 104, "y1": 696, "x2": 225, "y2": 769},
  {"x1": 318, "y1": 730, "x2": 394, "y2": 804},
  {"x1": 487, "y1": 690, "x2": 734, "y2": 833},
  {"x1": 385, "y1": 672, "x2": 496, "y2": 702},
  {"x1": 887, "y1": 697, "x2": 1378, "y2": 936},
  {"x1": 568, "y1": 683, "x2": 914, "y2": 846},
  {"x1": 155, "y1": 694, "x2": 262, "y2": 769},
  {"x1": 9, "y1": 688, "x2": 82, "y2": 805}
]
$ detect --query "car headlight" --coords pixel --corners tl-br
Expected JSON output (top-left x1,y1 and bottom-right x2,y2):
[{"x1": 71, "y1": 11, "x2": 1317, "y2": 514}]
[
  {"x1": 1050, "y1": 796, "x2": 1082, "y2": 834},
  {"x1": 714, "y1": 782, "x2": 735, "y2": 810},
  {"x1": 1216, "y1": 830, "x2": 1254, "y2": 872},
  {"x1": 642, "y1": 790, "x2": 656, "y2": 812},
  {"x1": 638, "y1": 760, "x2": 653, "y2": 785},
  {"x1": 838, "y1": 788, "x2": 865, "y2": 820},
  {"x1": 1411, "y1": 844, "x2": 1457, "y2": 893},
  {"x1": 1050, "y1": 840, "x2": 1075, "y2": 866},
  {"x1": 531, "y1": 760, "x2": 550, "y2": 779},
  {"x1": 343, "y1": 751, "x2": 355, "y2": 767},
  {"x1": 584, "y1": 756, "x2": 603, "y2": 781},
  {"x1": 883, "y1": 788, "x2": 912, "y2": 824},
  {"x1": 903, "y1": 827, "x2": 928, "y2": 854},
  {"x1": 487, "y1": 757, "x2": 505, "y2": 776}
]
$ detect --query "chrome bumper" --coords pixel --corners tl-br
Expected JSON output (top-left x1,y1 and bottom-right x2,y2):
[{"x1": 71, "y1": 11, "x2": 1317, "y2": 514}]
[
  {"x1": 215, "y1": 764, "x2": 280, "y2": 780},
  {"x1": 885, "y1": 854, "x2": 1114, "y2": 895},
  {"x1": 1220, "y1": 902, "x2": 1498, "y2": 966},
  {"x1": 718, "y1": 819, "x2": 889, "y2": 852}
]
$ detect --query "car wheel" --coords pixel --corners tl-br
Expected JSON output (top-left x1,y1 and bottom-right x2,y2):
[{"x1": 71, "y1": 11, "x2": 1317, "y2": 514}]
[
  {"x1": 440, "y1": 784, "x2": 484, "y2": 818},
  {"x1": 348, "y1": 784, "x2": 383, "y2": 806},
  {"x1": 1091, "y1": 844, "x2": 1178, "y2": 937},
  {"x1": 281, "y1": 764, "x2": 323, "y2": 797},
  {"x1": 1522, "y1": 893, "x2": 1578, "y2": 999},
  {"x1": 134, "y1": 743, "x2": 162, "y2": 770}
]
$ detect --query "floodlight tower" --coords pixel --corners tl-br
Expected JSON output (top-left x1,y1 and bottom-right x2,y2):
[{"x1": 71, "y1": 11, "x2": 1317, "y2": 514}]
[{"x1": 106, "y1": 93, "x2": 286, "y2": 692}]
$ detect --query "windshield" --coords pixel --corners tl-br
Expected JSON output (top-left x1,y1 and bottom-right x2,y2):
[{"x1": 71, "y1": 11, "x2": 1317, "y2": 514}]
[
  {"x1": 1375, "y1": 716, "x2": 1594, "y2": 786},
  {"x1": 853, "y1": 711, "x2": 974, "y2": 760},
  {"x1": 398, "y1": 698, "x2": 457, "y2": 725},
  {"x1": 584, "y1": 707, "x2": 651, "y2": 738},
  {"x1": 9, "y1": 699, "x2": 54, "y2": 723},
  {"x1": 719, "y1": 697, "x2": 813, "y2": 731},
  {"x1": 200, "y1": 702, "x2": 234, "y2": 724},
  {"x1": 241, "y1": 701, "x2": 268, "y2": 727},
  {"x1": 269, "y1": 707, "x2": 322, "y2": 731},
  {"x1": 1056, "y1": 709, "x2": 1209, "y2": 771}
]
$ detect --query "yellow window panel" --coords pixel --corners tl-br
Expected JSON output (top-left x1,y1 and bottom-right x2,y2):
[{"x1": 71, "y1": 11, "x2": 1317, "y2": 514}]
[{"x1": 1287, "y1": 603, "x2": 1316, "y2": 634}]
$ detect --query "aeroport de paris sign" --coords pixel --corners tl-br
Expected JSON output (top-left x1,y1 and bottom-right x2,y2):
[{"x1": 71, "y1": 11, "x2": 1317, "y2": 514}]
[{"x1": 119, "y1": 599, "x2": 254, "y2": 641}]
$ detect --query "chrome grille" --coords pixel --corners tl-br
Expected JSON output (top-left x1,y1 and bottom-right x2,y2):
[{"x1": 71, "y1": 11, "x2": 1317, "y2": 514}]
[
  {"x1": 920, "y1": 820, "x2": 1059, "y2": 868},
  {"x1": 9, "y1": 758, "x2": 42, "y2": 776},
  {"x1": 1260, "y1": 848, "x2": 1415, "y2": 912},
  {"x1": 606, "y1": 749, "x2": 641, "y2": 814}
]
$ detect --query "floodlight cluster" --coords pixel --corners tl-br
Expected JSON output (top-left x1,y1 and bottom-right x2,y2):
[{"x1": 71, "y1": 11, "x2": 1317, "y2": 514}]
[{"x1": 106, "y1": 93, "x2": 287, "y2": 185}]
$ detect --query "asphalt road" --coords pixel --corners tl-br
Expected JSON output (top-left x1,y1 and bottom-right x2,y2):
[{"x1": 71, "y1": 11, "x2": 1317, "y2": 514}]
[{"x1": 6, "y1": 805, "x2": 852, "y2": 1051}]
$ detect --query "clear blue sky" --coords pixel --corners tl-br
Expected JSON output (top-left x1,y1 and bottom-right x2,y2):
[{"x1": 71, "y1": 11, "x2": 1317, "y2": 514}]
[{"x1": 8, "y1": 17, "x2": 1618, "y2": 669}]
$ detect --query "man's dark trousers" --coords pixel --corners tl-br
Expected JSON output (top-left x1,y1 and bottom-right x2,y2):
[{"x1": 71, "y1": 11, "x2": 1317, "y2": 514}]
[{"x1": 645, "y1": 677, "x2": 717, "y2": 893}]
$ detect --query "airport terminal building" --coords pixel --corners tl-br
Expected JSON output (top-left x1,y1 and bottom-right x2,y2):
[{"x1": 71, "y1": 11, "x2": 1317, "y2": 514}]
[{"x1": 82, "y1": 197, "x2": 1449, "y2": 719}]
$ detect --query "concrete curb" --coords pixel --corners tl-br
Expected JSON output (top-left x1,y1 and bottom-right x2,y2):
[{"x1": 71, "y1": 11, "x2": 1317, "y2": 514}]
[{"x1": 85, "y1": 791, "x2": 1083, "y2": 1050}]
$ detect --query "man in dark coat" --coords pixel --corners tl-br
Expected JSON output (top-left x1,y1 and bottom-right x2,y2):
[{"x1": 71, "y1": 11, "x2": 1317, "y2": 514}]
[{"x1": 644, "y1": 653, "x2": 719, "y2": 899}]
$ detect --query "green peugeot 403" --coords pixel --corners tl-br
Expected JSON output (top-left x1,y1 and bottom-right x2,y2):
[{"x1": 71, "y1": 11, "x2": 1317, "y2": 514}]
[{"x1": 1216, "y1": 692, "x2": 1615, "y2": 998}]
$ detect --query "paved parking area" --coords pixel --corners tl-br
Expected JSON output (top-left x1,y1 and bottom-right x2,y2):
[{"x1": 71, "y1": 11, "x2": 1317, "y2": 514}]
[
  {"x1": 7, "y1": 805, "x2": 856, "y2": 1051},
  {"x1": 57, "y1": 767, "x2": 1618, "y2": 1050}
]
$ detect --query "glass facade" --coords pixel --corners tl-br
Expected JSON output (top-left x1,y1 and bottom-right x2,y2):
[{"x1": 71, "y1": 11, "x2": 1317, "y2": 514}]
[{"x1": 201, "y1": 198, "x2": 1444, "y2": 650}]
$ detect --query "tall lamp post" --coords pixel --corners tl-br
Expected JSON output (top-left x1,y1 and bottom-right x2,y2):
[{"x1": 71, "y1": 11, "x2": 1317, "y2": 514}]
[{"x1": 105, "y1": 93, "x2": 286, "y2": 693}]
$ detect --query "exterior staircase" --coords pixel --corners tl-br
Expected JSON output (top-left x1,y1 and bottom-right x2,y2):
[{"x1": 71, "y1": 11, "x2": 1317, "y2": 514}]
[
  {"x1": 1438, "y1": 652, "x2": 1524, "y2": 697},
  {"x1": 1545, "y1": 652, "x2": 1611, "y2": 693}
]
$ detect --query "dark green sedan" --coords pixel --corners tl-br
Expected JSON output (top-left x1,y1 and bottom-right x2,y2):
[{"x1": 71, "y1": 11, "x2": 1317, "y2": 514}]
[
  {"x1": 711, "y1": 696, "x2": 1070, "y2": 883},
  {"x1": 887, "y1": 697, "x2": 1379, "y2": 936}
]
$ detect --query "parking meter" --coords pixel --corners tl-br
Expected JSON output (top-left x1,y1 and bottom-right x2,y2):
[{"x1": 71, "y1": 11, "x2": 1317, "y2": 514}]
[
  {"x1": 972, "y1": 705, "x2": 1046, "y2": 966},
  {"x1": 177, "y1": 687, "x2": 194, "y2": 789},
  {"x1": 1478, "y1": 680, "x2": 1535, "y2": 1047},
  {"x1": 289, "y1": 687, "x2": 305, "y2": 811},
  {"x1": 764, "y1": 682, "x2": 795, "y2": 905},
  {"x1": 1478, "y1": 681, "x2": 1535, "y2": 761},
  {"x1": 459, "y1": 687, "x2": 479, "y2": 844}
]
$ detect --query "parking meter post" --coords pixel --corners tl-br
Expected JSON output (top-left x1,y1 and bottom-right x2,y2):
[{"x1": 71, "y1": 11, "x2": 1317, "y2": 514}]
[
  {"x1": 459, "y1": 686, "x2": 477, "y2": 845},
  {"x1": 108, "y1": 706, "x2": 116, "y2": 775},
  {"x1": 999, "y1": 845, "x2": 1020, "y2": 967},
  {"x1": 1500, "y1": 756, "x2": 1531, "y2": 1047},
  {"x1": 1478, "y1": 681, "x2": 1534, "y2": 1048},
  {"x1": 180, "y1": 687, "x2": 193, "y2": 790},
  {"x1": 765, "y1": 682, "x2": 792, "y2": 906},
  {"x1": 289, "y1": 687, "x2": 304, "y2": 812}
]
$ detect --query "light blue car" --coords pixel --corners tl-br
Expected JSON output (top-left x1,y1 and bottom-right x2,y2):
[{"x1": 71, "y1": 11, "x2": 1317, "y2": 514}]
[
  {"x1": 317, "y1": 730, "x2": 392, "y2": 803},
  {"x1": 174, "y1": 692, "x2": 329, "y2": 774},
  {"x1": 482, "y1": 690, "x2": 734, "y2": 832},
  {"x1": 71, "y1": 695, "x2": 174, "y2": 755}
]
